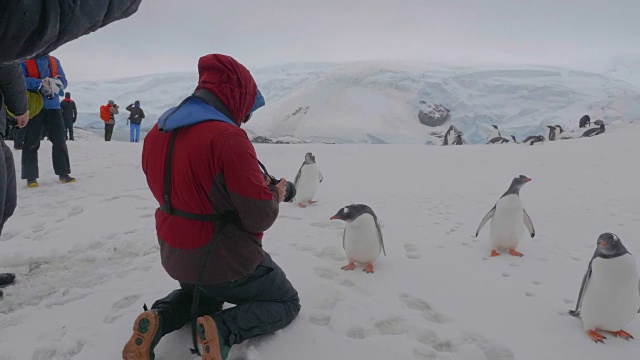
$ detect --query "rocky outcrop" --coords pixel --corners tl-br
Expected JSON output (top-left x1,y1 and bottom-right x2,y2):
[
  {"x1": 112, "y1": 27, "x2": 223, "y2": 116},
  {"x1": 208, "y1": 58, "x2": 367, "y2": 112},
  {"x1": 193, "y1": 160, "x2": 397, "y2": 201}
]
[{"x1": 418, "y1": 101, "x2": 450, "y2": 127}]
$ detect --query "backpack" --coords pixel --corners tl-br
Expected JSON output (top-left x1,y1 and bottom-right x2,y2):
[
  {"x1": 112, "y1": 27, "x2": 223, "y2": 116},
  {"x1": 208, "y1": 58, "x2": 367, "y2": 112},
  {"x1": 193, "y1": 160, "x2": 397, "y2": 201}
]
[
  {"x1": 100, "y1": 105, "x2": 111, "y2": 122},
  {"x1": 24, "y1": 56, "x2": 59, "y2": 79}
]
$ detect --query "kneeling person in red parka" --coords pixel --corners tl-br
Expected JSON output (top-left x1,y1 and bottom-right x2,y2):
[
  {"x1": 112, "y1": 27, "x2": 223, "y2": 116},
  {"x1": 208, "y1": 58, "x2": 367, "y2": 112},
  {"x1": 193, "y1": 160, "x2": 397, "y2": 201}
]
[{"x1": 123, "y1": 54, "x2": 300, "y2": 360}]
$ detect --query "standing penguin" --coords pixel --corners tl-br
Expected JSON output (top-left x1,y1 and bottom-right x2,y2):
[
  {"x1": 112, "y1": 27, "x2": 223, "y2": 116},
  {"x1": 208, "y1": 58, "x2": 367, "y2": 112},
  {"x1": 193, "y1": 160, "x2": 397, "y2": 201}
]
[
  {"x1": 475, "y1": 175, "x2": 535, "y2": 257},
  {"x1": 569, "y1": 233, "x2": 640, "y2": 343},
  {"x1": 293, "y1": 152, "x2": 323, "y2": 208},
  {"x1": 547, "y1": 125, "x2": 557, "y2": 141},
  {"x1": 488, "y1": 124, "x2": 501, "y2": 140},
  {"x1": 330, "y1": 204, "x2": 385, "y2": 273},
  {"x1": 443, "y1": 125, "x2": 456, "y2": 145},
  {"x1": 579, "y1": 115, "x2": 591, "y2": 128}
]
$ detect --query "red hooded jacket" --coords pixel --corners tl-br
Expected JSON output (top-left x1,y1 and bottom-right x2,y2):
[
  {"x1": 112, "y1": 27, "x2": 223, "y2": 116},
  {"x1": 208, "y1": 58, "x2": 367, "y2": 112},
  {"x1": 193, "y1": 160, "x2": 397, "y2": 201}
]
[{"x1": 142, "y1": 55, "x2": 278, "y2": 284}]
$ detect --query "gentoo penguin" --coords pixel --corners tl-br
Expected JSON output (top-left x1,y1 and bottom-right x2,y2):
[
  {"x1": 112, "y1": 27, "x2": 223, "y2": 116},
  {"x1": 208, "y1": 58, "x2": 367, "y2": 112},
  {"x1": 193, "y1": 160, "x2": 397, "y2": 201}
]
[
  {"x1": 475, "y1": 175, "x2": 535, "y2": 257},
  {"x1": 522, "y1": 135, "x2": 544, "y2": 145},
  {"x1": 579, "y1": 115, "x2": 591, "y2": 128},
  {"x1": 443, "y1": 125, "x2": 456, "y2": 145},
  {"x1": 510, "y1": 135, "x2": 519, "y2": 144},
  {"x1": 547, "y1": 125, "x2": 557, "y2": 141},
  {"x1": 593, "y1": 119, "x2": 604, "y2": 127},
  {"x1": 569, "y1": 233, "x2": 640, "y2": 343},
  {"x1": 330, "y1": 204, "x2": 385, "y2": 273},
  {"x1": 581, "y1": 123, "x2": 605, "y2": 138},
  {"x1": 293, "y1": 152, "x2": 323, "y2": 207},
  {"x1": 555, "y1": 124, "x2": 564, "y2": 135},
  {"x1": 487, "y1": 136, "x2": 509, "y2": 144},
  {"x1": 452, "y1": 132, "x2": 464, "y2": 145},
  {"x1": 488, "y1": 124, "x2": 501, "y2": 140}
]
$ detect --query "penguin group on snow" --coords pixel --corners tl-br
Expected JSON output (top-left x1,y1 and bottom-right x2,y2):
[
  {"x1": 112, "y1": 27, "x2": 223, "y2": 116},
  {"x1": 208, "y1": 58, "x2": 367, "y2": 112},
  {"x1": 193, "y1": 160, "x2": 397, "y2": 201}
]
[
  {"x1": 288, "y1": 142, "x2": 638, "y2": 343},
  {"x1": 471, "y1": 175, "x2": 639, "y2": 343},
  {"x1": 441, "y1": 114, "x2": 608, "y2": 146}
]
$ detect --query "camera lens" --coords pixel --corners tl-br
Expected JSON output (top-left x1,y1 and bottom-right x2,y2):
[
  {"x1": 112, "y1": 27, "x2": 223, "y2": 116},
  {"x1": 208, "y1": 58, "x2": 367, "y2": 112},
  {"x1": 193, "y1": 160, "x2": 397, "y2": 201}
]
[{"x1": 283, "y1": 181, "x2": 296, "y2": 202}]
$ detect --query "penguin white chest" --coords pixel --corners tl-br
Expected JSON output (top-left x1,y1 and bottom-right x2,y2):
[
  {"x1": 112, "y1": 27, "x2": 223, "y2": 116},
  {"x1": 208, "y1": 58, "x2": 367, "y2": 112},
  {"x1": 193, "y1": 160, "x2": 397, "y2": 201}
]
[
  {"x1": 343, "y1": 214, "x2": 382, "y2": 264},
  {"x1": 295, "y1": 164, "x2": 319, "y2": 202},
  {"x1": 490, "y1": 195, "x2": 524, "y2": 249},
  {"x1": 581, "y1": 254, "x2": 640, "y2": 331}
]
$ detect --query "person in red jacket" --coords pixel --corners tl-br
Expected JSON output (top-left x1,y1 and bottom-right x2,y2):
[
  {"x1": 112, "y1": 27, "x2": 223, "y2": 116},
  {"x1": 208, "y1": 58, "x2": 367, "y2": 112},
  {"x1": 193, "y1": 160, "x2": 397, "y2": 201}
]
[{"x1": 122, "y1": 54, "x2": 300, "y2": 360}]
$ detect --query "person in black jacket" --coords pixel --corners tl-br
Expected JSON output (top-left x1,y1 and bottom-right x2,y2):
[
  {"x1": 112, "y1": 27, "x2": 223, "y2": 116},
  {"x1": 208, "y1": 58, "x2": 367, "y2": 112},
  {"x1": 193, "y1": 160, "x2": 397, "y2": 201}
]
[
  {"x1": 60, "y1": 92, "x2": 77, "y2": 140},
  {"x1": 0, "y1": 65, "x2": 29, "y2": 298},
  {"x1": 126, "y1": 100, "x2": 145, "y2": 142},
  {"x1": 0, "y1": 0, "x2": 142, "y2": 300}
]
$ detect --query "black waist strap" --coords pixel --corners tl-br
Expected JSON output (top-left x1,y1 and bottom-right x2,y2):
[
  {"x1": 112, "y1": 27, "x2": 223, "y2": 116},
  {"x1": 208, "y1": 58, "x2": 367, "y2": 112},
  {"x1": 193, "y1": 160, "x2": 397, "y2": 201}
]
[{"x1": 159, "y1": 204, "x2": 239, "y2": 223}]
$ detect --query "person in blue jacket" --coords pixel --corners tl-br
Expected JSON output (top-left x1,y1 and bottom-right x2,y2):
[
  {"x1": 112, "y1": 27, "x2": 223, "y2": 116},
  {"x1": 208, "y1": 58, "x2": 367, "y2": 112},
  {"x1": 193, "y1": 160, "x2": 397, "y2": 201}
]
[{"x1": 20, "y1": 55, "x2": 75, "y2": 188}]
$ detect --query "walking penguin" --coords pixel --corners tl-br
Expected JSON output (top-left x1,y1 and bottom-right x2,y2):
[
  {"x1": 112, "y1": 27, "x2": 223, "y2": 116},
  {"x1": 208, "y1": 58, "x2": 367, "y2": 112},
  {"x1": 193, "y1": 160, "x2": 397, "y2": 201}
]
[
  {"x1": 475, "y1": 175, "x2": 535, "y2": 257},
  {"x1": 331, "y1": 204, "x2": 385, "y2": 273},
  {"x1": 568, "y1": 233, "x2": 640, "y2": 343},
  {"x1": 293, "y1": 152, "x2": 323, "y2": 207}
]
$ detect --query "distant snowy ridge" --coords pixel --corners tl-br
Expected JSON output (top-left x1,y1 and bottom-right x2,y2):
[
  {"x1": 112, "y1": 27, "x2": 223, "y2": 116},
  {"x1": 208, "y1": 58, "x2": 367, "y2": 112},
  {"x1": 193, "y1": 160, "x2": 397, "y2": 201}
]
[{"x1": 69, "y1": 61, "x2": 640, "y2": 144}]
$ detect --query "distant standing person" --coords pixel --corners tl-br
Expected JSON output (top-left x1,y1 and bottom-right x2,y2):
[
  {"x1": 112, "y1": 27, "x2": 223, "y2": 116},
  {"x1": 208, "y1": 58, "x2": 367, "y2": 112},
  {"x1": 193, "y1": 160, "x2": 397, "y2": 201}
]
[
  {"x1": 126, "y1": 100, "x2": 145, "y2": 142},
  {"x1": 21, "y1": 55, "x2": 75, "y2": 188},
  {"x1": 100, "y1": 100, "x2": 118, "y2": 141},
  {"x1": 60, "y1": 92, "x2": 77, "y2": 141}
]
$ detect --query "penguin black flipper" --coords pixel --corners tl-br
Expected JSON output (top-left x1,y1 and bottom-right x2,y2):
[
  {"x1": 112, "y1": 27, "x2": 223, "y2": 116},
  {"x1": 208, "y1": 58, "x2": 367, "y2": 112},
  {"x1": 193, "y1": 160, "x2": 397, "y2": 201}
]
[
  {"x1": 475, "y1": 205, "x2": 496, "y2": 237},
  {"x1": 318, "y1": 171, "x2": 323, "y2": 183},
  {"x1": 294, "y1": 163, "x2": 304, "y2": 187},
  {"x1": 569, "y1": 261, "x2": 593, "y2": 318},
  {"x1": 523, "y1": 210, "x2": 535, "y2": 238},
  {"x1": 373, "y1": 216, "x2": 386, "y2": 256}
]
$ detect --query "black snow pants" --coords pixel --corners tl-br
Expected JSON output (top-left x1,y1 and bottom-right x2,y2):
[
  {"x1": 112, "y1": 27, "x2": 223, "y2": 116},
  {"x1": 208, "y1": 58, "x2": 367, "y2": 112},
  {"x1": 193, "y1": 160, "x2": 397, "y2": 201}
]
[
  {"x1": 0, "y1": 138, "x2": 16, "y2": 235},
  {"x1": 151, "y1": 253, "x2": 300, "y2": 348},
  {"x1": 104, "y1": 124, "x2": 114, "y2": 141},
  {"x1": 64, "y1": 119, "x2": 74, "y2": 141},
  {"x1": 21, "y1": 109, "x2": 71, "y2": 180}
]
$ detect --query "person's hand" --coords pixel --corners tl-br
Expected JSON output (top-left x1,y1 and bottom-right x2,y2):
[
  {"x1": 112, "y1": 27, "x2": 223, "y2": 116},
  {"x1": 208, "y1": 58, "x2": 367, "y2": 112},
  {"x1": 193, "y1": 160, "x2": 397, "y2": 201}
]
[
  {"x1": 275, "y1": 178, "x2": 287, "y2": 203},
  {"x1": 15, "y1": 110, "x2": 29, "y2": 128}
]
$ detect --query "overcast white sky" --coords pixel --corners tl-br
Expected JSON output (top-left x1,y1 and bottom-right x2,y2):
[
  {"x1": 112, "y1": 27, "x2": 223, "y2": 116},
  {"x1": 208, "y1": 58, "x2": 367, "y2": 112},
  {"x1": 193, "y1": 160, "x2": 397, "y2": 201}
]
[{"x1": 54, "y1": 0, "x2": 640, "y2": 81}]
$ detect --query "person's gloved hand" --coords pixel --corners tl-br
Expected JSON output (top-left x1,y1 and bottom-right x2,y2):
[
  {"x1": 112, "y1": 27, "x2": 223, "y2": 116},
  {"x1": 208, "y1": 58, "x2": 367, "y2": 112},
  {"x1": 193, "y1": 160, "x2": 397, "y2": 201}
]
[{"x1": 40, "y1": 77, "x2": 65, "y2": 99}]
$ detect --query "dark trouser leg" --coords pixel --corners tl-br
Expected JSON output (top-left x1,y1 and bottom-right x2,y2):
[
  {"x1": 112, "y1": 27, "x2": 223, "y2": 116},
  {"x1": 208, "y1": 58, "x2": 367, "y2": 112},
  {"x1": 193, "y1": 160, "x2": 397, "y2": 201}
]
[
  {"x1": 0, "y1": 139, "x2": 16, "y2": 236},
  {"x1": 13, "y1": 127, "x2": 25, "y2": 149},
  {"x1": 64, "y1": 119, "x2": 74, "y2": 140},
  {"x1": 105, "y1": 124, "x2": 114, "y2": 141},
  {"x1": 182, "y1": 254, "x2": 301, "y2": 347},
  {"x1": 43, "y1": 110, "x2": 71, "y2": 176},
  {"x1": 150, "y1": 289, "x2": 223, "y2": 338},
  {"x1": 21, "y1": 111, "x2": 45, "y2": 180}
]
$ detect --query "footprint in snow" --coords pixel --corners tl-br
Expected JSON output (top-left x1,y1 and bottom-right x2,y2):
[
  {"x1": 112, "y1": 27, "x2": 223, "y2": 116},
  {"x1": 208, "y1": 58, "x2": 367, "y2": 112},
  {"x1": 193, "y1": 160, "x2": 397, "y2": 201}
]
[
  {"x1": 104, "y1": 294, "x2": 141, "y2": 324},
  {"x1": 404, "y1": 243, "x2": 421, "y2": 260}
]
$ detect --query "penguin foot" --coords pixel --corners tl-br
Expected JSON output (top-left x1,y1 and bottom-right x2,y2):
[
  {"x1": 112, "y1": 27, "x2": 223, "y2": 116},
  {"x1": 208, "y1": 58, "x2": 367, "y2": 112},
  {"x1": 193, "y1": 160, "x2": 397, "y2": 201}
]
[
  {"x1": 297, "y1": 203, "x2": 308, "y2": 208},
  {"x1": 607, "y1": 330, "x2": 634, "y2": 340},
  {"x1": 587, "y1": 330, "x2": 606, "y2": 343},
  {"x1": 309, "y1": 199, "x2": 318, "y2": 204},
  {"x1": 508, "y1": 249, "x2": 524, "y2": 257},
  {"x1": 490, "y1": 250, "x2": 500, "y2": 257},
  {"x1": 363, "y1": 264, "x2": 374, "y2": 273},
  {"x1": 341, "y1": 262, "x2": 356, "y2": 271}
]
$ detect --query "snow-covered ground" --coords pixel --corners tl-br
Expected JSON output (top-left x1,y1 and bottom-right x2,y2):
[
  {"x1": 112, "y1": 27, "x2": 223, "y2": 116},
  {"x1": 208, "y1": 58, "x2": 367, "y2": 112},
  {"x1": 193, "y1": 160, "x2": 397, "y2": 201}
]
[
  {"x1": 1, "y1": 122, "x2": 640, "y2": 360},
  {"x1": 68, "y1": 61, "x2": 640, "y2": 145}
]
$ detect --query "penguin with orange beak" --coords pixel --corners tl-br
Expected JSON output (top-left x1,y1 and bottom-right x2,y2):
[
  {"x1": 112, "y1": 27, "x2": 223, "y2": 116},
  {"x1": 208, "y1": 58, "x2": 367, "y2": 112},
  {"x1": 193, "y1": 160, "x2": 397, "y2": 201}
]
[
  {"x1": 475, "y1": 175, "x2": 535, "y2": 257},
  {"x1": 569, "y1": 233, "x2": 640, "y2": 343},
  {"x1": 330, "y1": 204, "x2": 385, "y2": 273}
]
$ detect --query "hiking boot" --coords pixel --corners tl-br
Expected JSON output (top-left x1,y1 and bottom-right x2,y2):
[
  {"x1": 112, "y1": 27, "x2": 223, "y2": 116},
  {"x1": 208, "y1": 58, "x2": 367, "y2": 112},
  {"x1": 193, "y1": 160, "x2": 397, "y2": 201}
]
[
  {"x1": 0, "y1": 273, "x2": 15, "y2": 287},
  {"x1": 196, "y1": 315, "x2": 230, "y2": 360},
  {"x1": 59, "y1": 175, "x2": 76, "y2": 184},
  {"x1": 122, "y1": 310, "x2": 163, "y2": 360},
  {"x1": 26, "y1": 179, "x2": 38, "y2": 188}
]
